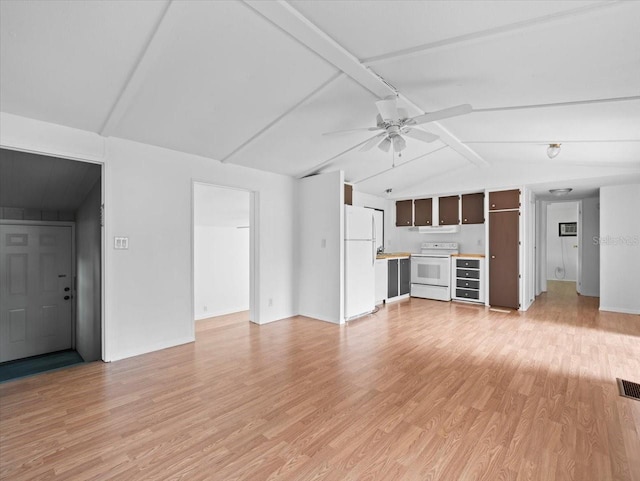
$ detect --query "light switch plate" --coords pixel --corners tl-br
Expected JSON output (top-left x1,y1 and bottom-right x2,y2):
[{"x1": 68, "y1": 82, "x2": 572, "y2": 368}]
[{"x1": 114, "y1": 236, "x2": 129, "y2": 249}]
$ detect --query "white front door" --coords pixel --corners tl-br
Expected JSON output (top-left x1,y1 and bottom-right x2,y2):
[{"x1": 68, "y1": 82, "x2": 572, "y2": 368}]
[{"x1": 0, "y1": 224, "x2": 73, "y2": 362}]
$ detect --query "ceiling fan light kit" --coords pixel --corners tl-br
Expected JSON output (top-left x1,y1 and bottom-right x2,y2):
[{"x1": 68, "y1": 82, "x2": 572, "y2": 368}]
[
  {"x1": 547, "y1": 143, "x2": 561, "y2": 158},
  {"x1": 324, "y1": 97, "x2": 473, "y2": 155}
]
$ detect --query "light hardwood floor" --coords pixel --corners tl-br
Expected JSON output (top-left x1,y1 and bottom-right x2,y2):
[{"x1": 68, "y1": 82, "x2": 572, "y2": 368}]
[{"x1": 1, "y1": 283, "x2": 639, "y2": 480}]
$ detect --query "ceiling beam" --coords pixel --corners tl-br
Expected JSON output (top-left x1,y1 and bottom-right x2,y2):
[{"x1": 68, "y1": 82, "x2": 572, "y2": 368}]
[
  {"x1": 243, "y1": 0, "x2": 395, "y2": 99},
  {"x1": 100, "y1": 0, "x2": 174, "y2": 137},
  {"x1": 472, "y1": 95, "x2": 640, "y2": 114},
  {"x1": 362, "y1": 1, "x2": 623, "y2": 66},
  {"x1": 244, "y1": 0, "x2": 489, "y2": 174}
]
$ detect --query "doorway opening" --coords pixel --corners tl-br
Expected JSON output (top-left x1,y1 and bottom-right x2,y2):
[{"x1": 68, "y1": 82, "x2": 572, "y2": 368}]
[
  {"x1": 192, "y1": 183, "x2": 254, "y2": 330},
  {"x1": 0, "y1": 148, "x2": 103, "y2": 379},
  {"x1": 545, "y1": 201, "x2": 580, "y2": 293}
]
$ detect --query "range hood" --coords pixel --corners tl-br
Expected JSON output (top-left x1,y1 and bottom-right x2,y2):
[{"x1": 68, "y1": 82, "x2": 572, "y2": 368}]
[{"x1": 411, "y1": 225, "x2": 460, "y2": 234}]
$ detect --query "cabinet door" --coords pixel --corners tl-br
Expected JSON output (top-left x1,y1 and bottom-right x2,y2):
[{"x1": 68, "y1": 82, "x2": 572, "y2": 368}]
[
  {"x1": 388, "y1": 259, "x2": 399, "y2": 298},
  {"x1": 414, "y1": 198, "x2": 432, "y2": 226},
  {"x1": 438, "y1": 195, "x2": 460, "y2": 225},
  {"x1": 489, "y1": 210, "x2": 519, "y2": 309},
  {"x1": 344, "y1": 184, "x2": 353, "y2": 205},
  {"x1": 395, "y1": 200, "x2": 413, "y2": 226},
  {"x1": 489, "y1": 189, "x2": 519, "y2": 211},
  {"x1": 462, "y1": 193, "x2": 484, "y2": 224},
  {"x1": 375, "y1": 260, "x2": 388, "y2": 302},
  {"x1": 399, "y1": 258, "x2": 410, "y2": 295}
]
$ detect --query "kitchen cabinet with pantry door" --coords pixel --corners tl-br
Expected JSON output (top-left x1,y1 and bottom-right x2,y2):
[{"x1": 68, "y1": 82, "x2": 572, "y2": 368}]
[
  {"x1": 438, "y1": 195, "x2": 460, "y2": 225},
  {"x1": 395, "y1": 200, "x2": 412, "y2": 226}
]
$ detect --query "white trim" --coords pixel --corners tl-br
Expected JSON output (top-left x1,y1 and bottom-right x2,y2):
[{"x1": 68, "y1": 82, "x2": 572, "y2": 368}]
[
  {"x1": 599, "y1": 306, "x2": 640, "y2": 315},
  {"x1": 109, "y1": 335, "x2": 195, "y2": 362}
]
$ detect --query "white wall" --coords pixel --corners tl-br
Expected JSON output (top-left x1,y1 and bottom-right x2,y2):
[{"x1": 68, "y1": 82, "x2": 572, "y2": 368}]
[
  {"x1": 546, "y1": 202, "x2": 578, "y2": 281},
  {"x1": 579, "y1": 197, "x2": 600, "y2": 297},
  {"x1": 393, "y1": 223, "x2": 485, "y2": 255},
  {"x1": 599, "y1": 184, "x2": 640, "y2": 314},
  {"x1": 297, "y1": 171, "x2": 344, "y2": 323},
  {"x1": 194, "y1": 226, "x2": 249, "y2": 319},
  {"x1": 75, "y1": 178, "x2": 101, "y2": 361},
  {"x1": 1, "y1": 113, "x2": 297, "y2": 361}
]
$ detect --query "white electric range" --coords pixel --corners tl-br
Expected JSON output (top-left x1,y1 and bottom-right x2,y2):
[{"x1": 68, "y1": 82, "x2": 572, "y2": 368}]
[{"x1": 410, "y1": 242, "x2": 459, "y2": 301}]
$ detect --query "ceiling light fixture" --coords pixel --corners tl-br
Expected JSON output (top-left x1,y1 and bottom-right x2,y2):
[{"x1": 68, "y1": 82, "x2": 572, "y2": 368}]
[
  {"x1": 378, "y1": 137, "x2": 392, "y2": 153},
  {"x1": 549, "y1": 188, "x2": 572, "y2": 196},
  {"x1": 547, "y1": 143, "x2": 561, "y2": 159}
]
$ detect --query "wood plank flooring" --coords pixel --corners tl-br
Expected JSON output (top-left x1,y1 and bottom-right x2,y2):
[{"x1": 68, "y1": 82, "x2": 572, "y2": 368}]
[{"x1": 1, "y1": 282, "x2": 639, "y2": 480}]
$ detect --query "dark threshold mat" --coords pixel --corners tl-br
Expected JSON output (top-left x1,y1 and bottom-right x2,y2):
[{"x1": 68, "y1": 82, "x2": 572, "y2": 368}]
[{"x1": 0, "y1": 349, "x2": 84, "y2": 383}]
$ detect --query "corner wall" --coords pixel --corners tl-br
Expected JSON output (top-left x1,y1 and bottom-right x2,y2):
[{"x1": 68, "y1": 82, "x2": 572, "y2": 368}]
[
  {"x1": 579, "y1": 197, "x2": 600, "y2": 297},
  {"x1": 1, "y1": 113, "x2": 297, "y2": 361},
  {"x1": 599, "y1": 184, "x2": 640, "y2": 314},
  {"x1": 296, "y1": 171, "x2": 344, "y2": 323},
  {"x1": 75, "y1": 178, "x2": 102, "y2": 361}
]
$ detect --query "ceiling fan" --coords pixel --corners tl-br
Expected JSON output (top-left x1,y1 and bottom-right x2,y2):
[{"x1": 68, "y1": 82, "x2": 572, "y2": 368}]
[{"x1": 324, "y1": 96, "x2": 472, "y2": 154}]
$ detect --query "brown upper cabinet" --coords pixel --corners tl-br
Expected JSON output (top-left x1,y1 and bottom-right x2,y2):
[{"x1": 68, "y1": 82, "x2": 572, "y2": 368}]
[
  {"x1": 413, "y1": 198, "x2": 433, "y2": 226},
  {"x1": 395, "y1": 200, "x2": 413, "y2": 226},
  {"x1": 438, "y1": 195, "x2": 460, "y2": 225},
  {"x1": 344, "y1": 184, "x2": 353, "y2": 205},
  {"x1": 489, "y1": 189, "x2": 520, "y2": 211},
  {"x1": 461, "y1": 193, "x2": 484, "y2": 224}
]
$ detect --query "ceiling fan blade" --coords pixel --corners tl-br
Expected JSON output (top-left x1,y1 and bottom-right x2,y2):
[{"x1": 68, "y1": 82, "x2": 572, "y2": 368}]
[
  {"x1": 359, "y1": 133, "x2": 387, "y2": 152},
  {"x1": 375, "y1": 97, "x2": 400, "y2": 121},
  {"x1": 323, "y1": 126, "x2": 381, "y2": 136},
  {"x1": 403, "y1": 128, "x2": 439, "y2": 144},
  {"x1": 408, "y1": 104, "x2": 473, "y2": 125}
]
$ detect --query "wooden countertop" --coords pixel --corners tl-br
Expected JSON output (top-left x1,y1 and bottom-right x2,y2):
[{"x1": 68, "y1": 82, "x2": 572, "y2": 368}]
[
  {"x1": 376, "y1": 252, "x2": 412, "y2": 259},
  {"x1": 452, "y1": 253, "x2": 485, "y2": 258}
]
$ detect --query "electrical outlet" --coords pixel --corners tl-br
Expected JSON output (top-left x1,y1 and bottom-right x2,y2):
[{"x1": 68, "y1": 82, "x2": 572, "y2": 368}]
[
  {"x1": 268, "y1": 298, "x2": 273, "y2": 307},
  {"x1": 203, "y1": 305, "x2": 208, "y2": 312},
  {"x1": 321, "y1": 238, "x2": 326, "y2": 248}
]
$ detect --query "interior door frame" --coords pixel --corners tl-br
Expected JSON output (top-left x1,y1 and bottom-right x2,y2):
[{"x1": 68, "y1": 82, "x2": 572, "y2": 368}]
[
  {"x1": 0, "y1": 146, "x2": 106, "y2": 361},
  {"x1": 0, "y1": 220, "x2": 77, "y2": 352},
  {"x1": 190, "y1": 181, "x2": 258, "y2": 329}
]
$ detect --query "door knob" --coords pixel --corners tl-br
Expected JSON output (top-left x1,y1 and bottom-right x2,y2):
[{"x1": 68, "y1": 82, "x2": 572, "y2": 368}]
[
  {"x1": 64, "y1": 296, "x2": 70, "y2": 300},
  {"x1": 491, "y1": 255, "x2": 496, "y2": 259},
  {"x1": 64, "y1": 287, "x2": 70, "y2": 292}
]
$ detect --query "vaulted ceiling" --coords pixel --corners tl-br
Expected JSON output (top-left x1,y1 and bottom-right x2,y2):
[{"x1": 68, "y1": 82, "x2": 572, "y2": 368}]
[{"x1": 1, "y1": 0, "x2": 639, "y2": 198}]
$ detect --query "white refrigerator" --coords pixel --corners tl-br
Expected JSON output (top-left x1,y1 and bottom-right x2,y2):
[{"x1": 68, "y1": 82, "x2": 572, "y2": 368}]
[{"x1": 344, "y1": 205, "x2": 376, "y2": 320}]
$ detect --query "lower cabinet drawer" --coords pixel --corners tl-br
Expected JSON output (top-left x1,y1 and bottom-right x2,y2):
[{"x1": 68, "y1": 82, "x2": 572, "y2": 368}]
[
  {"x1": 456, "y1": 268, "x2": 480, "y2": 279},
  {"x1": 456, "y1": 288, "x2": 480, "y2": 300},
  {"x1": 456, "y1": 279, "x2": 480, "y2": 289}
]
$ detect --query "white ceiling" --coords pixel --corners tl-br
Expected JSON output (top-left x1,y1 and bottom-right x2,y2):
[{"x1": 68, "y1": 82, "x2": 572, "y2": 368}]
[{"x1": 1, "y1": 0, "x2": 639, "y2": 199}]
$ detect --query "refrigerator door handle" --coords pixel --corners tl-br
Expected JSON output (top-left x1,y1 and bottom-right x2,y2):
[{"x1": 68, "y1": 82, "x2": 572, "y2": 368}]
[{"x1": 372, "y1": 216, "x2": 376, "y2": 266}]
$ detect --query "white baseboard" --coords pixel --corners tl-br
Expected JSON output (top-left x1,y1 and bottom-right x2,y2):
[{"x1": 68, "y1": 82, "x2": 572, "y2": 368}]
[
  {"x1": 108, "y1": 335, "x2": 195, "y2": 362},
  {"x1": 599, "y1": 306, "x2": 640, "y2": 315}
]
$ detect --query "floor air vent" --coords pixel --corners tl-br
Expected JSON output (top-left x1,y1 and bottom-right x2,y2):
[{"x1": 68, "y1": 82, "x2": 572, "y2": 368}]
[{"x1": 617, "y1": 378, "x2": 640, "y2": 401}]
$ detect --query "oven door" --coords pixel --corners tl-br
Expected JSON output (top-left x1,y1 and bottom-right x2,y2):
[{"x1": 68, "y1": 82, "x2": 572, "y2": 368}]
[{"x1": 410, "y1": 255, "x2": 450, "y2": 287}]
